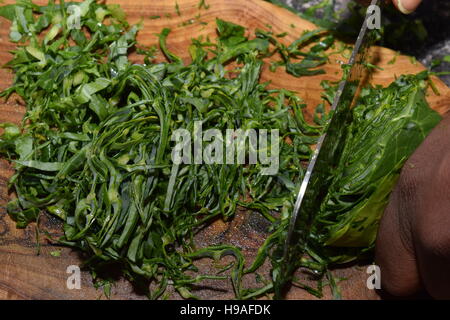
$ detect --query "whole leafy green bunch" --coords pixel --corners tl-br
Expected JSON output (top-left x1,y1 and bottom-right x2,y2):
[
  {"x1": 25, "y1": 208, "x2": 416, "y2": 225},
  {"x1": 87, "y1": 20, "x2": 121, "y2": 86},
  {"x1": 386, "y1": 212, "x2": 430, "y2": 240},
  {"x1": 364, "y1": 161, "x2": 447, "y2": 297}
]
[
  {"x1": 314, "y1": 74, "x2": 441, "y2": 247},
  {"x1": 306, "y1": 74, "x2": 442, "y2": 265}
]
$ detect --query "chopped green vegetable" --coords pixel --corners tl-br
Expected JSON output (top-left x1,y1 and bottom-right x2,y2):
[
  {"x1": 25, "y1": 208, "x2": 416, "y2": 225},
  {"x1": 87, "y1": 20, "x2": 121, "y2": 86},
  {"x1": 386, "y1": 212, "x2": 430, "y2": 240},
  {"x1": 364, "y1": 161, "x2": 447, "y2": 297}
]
[
  {"x1": 50, "y1": 250, "x2": 62, "y2": 257},
  {"x1": 0, "y1": 0, "x2": 441, "y2": 300},
  {"x1": 198, "y1": 0, "x2": 210, "y2": 10},
  {"x1": 256, "y1": 27, "x2": 332, "y2": 78},
  {"x1": 0, "y1": 1, "x2": 322, "y2": 299},
  {"x1": 387, "y1": 51, "x2": 400, "y2": 65},
  {"x1": 175, "y1": 1, "x2": 181, "y2": 16}
]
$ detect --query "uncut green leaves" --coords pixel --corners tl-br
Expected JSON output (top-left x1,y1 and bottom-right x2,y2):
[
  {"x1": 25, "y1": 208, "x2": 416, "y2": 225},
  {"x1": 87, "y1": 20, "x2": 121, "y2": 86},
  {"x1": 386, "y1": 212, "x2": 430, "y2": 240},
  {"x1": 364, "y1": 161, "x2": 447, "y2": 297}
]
[{"x1": 308, "y1": 74, "x2": 442, "y2": 260}]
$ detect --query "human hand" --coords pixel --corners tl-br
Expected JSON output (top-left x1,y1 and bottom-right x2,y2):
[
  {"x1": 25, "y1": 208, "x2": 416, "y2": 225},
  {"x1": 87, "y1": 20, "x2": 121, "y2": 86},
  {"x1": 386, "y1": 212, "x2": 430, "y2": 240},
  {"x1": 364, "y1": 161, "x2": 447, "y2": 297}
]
[
  {"x1": 375, "y1": 112, "x2": 450, "y2": 299},
  {"x1": 391, "y1": 0, "x2": 423, "y2": 14}
]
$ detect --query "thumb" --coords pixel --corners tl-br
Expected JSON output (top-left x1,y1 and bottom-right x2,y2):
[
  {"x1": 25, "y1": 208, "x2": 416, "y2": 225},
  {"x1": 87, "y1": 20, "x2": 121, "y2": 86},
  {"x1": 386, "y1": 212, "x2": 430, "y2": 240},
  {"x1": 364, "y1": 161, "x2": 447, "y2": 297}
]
[{"x1": 393, "y1": 0, "x2": 422, "y2": 14}]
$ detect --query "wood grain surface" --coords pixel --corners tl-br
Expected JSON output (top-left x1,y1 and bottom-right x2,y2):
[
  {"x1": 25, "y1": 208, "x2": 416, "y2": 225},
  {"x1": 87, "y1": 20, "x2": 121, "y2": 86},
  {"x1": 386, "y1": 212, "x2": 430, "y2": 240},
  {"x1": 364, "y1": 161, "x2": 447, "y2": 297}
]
[{"x1": 0, "y1": 0, "x2": 449, "y2": 300}]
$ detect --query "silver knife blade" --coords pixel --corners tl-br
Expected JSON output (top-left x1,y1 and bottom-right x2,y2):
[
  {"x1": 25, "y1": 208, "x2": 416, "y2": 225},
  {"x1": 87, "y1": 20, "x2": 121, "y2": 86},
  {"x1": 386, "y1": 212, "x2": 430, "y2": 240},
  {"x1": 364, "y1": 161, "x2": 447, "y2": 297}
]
[{"x1": 275, "y1": 0, "x2": 380, "y2": 297}]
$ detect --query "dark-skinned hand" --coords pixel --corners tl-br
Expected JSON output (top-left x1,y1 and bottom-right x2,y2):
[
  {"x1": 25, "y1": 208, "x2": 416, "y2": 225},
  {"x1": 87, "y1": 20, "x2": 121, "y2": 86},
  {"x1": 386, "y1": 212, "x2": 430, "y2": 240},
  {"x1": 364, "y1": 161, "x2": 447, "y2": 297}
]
[{"x1": 376, "y1": 112, "x2": 450, "y2": 299}]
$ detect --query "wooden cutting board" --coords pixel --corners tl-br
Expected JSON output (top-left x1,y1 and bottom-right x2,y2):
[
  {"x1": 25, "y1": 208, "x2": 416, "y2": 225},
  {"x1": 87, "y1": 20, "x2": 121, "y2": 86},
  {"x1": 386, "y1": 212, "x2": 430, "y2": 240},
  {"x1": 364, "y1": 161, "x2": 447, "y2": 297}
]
[{"x1": 0, "y1": 0, "x2": 449, "y2": 300}]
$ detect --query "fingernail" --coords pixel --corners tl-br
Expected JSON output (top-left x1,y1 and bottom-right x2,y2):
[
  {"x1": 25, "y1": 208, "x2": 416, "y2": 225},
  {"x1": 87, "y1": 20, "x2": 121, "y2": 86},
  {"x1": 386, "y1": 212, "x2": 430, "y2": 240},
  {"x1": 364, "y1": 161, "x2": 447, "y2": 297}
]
[{"x1": 396, "y1": 0, "x2": 415, "y2": 14}]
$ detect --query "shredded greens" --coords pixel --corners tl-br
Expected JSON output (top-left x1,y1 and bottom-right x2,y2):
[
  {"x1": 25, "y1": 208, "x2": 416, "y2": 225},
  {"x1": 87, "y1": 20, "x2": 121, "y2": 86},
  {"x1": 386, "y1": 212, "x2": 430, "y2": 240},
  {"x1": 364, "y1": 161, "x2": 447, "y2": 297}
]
[{"x1": 0, "y1": 0, "x2": 442, "y2": 299}]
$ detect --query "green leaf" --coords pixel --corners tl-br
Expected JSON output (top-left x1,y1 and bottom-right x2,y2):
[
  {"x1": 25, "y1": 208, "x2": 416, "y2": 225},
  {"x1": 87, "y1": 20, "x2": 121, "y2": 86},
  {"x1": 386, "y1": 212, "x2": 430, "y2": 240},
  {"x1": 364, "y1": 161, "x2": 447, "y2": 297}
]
[
  {"x1": 0, "y1": 4, "x2": 17, "y2": 21},
  {"x1": 75, "y1": 78, "x2": 111, "y2": 104},
  {"x1": 25, "y1": 46, "x2": 47, "y2": 67},
  {"x1": 287, "y1": 29, "x2": 324, "y2": 53},
  {"x1": 7, "y1": 199, "x2": 39, "y2": 228},
  {"x1": 216, "y1": 18, "x2": 247, "y2": 46},
  {"x1": 14, "y1": 160, "x2": 64, "y2": 171},
  {"x1": 286, "y1": 59, "x2": 326, "y2": 77},
  {"x1": 14, "y1": 134, "x2": 33, "y2": 160},
  {"x1": 158, "y1": 28, "x2": 182, "y2": 63}
]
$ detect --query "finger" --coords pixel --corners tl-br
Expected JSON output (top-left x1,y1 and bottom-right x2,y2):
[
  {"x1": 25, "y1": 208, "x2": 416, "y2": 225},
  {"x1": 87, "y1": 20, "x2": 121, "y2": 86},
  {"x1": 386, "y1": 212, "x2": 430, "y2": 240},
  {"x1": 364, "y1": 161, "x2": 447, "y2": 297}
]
[
  {"x1": 392, "y1": 0, "x2": 422, "y2": 14},
  {"x1": 375, "y1": 187, "x2": 422, "y2": 296}
]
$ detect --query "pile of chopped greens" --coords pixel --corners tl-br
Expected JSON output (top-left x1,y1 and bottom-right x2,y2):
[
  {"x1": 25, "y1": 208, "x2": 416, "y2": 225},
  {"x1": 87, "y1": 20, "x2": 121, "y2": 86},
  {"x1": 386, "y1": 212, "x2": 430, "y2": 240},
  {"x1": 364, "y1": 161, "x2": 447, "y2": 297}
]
[{"x1": 0, "y1": 0, "x2": 441, "y2": 299}]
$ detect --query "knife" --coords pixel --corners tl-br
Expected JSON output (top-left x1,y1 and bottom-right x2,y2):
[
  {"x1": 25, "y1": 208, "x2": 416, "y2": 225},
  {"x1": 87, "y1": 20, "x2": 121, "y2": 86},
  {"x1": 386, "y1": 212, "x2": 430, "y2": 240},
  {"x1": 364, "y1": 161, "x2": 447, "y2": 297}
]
[{"x1": 275, "y1": 0, "x2": 380, "y2": 297}]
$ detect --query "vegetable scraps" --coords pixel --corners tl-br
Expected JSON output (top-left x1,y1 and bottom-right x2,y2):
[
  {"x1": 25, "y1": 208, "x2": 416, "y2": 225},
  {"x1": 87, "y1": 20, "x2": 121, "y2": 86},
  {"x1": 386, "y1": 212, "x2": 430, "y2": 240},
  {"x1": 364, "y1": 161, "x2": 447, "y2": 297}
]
[{"x1": 0, "y1": 0, "x2": 441, "y2": 299}]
